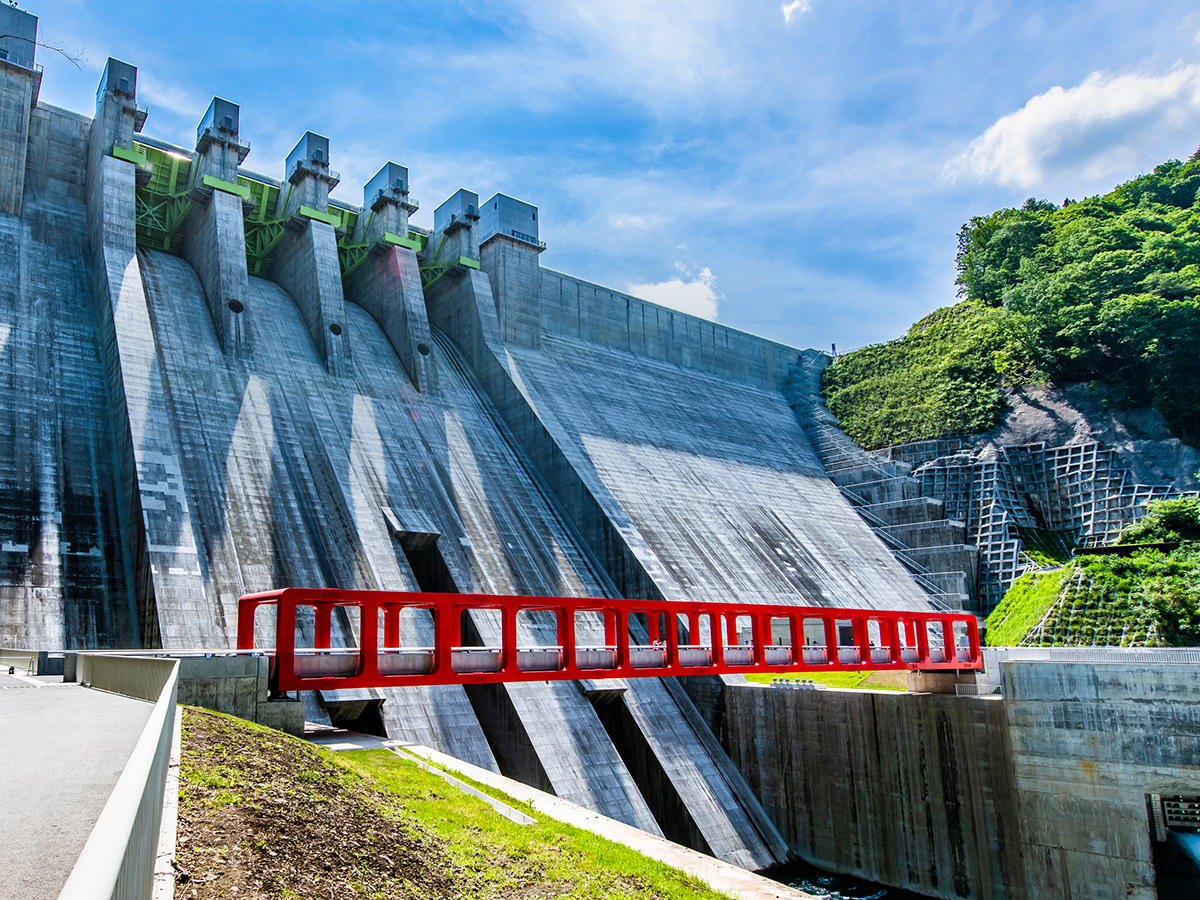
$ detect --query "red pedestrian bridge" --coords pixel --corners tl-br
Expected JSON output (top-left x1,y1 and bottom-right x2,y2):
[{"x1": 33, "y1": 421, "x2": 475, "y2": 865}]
[{"x1": 238, "y1": 588, "x2": 981, "y2": 695}]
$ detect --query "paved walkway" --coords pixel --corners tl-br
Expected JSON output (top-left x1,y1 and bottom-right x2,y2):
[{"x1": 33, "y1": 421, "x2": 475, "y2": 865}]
[
  {"x1": 0, "y1": 673, "x2": 154, "y2": 900},
  {"x1": 309, "y1": 729, "x2": 816, "y2": 900}
]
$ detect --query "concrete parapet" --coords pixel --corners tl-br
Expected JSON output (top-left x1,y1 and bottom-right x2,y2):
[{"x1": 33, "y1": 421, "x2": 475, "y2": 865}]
[{"x1": 541, "y1": 267, "x2": 798, "y2": 390}]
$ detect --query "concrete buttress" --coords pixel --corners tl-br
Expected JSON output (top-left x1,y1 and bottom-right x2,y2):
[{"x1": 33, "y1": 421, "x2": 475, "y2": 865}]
[{"x1": 85, "y1": 60, "x2": 213, "y2": 648}]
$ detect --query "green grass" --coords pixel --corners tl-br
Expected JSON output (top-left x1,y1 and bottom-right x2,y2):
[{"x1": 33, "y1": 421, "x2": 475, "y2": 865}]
[
  {"x1": 986, "y1": 544, "x2": 1200, "y2": 647},
  {"x1": 742, "y1": 669, "x2": 907, "y2": 690},
  {"x1": 1015, "y1": 526, "x2": 1078, "y2": 568},
  {"x1": 334, "y1": 749, "x2": 734, "y2": 900},
  {"x1": 985, "y1": 569, "x2": 1066, "y2": 646}
]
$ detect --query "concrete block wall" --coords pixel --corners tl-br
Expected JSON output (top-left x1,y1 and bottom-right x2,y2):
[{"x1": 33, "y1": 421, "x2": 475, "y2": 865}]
[
  {"x1": 158, "y1": 655, "x2": 304, "y2": 736},
  {"x1": 721, "y1": 662, "x2": 1200, "y2": 899},
  {"x1": 1002, "y1": 662, "x2": 1200, "y2": 900},
  {"x1": 722, "y1": 684, "x2": 1024, "y2": 899}
]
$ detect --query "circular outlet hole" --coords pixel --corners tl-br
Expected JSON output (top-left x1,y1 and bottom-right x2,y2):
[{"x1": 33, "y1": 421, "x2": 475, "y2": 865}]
[
  {"x1": 329, "y1": 323, "x2": 343, "y2": 336},
  {"x1": 227, "y1": 299, "x2": 244, "y2": 313},
  {"x1": 417, "y1": 343, "x2": 430, "y2": 356}
]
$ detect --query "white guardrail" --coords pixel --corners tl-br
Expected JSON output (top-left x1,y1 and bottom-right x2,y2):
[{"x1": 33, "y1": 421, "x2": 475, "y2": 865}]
[{"x1": 58, "y1": 654, "x2": 180, "y2": 900}]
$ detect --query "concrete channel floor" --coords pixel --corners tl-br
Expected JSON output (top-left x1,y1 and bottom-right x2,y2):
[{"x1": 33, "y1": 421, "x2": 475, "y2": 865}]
[
  {"x1": 0, "y1": 672, "x2": 154, "y2": 900},
  {"x1": 309, "y1": 728, "x2": 817, "y2": 900}
]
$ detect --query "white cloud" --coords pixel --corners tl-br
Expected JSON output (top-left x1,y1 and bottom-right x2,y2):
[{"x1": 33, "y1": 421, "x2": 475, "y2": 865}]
[
  {"x1": 782, "y1": 1, "x2": 811, "y2": 24},
  {"x1": 946, "y1": 64, "x2": 1200, "y2": 190},
  {"x1": 626, "y1": 263, "x2": 722, "y2": 320},
  {"x1": 136, "y1": 73, "x2": 206, "y2": 121}
]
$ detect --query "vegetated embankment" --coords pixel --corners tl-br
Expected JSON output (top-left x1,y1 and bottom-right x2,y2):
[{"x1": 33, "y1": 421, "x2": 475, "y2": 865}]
[{"x1": 175, "y1": 707, "x2": 735, "y2": 900}]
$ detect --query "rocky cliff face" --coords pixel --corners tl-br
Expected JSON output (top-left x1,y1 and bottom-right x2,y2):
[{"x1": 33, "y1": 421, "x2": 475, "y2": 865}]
[{"x1": 973, "y1": 383, "x2": 1199, "y2": 492}]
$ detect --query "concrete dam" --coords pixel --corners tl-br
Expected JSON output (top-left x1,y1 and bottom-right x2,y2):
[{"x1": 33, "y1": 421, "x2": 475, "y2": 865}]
[
  {"x1": 9, "y1": 10, "x2": 1200, "y2": 900},
  {"x1": 0, "y1": 4, "x2": 938, "y2": 877}
]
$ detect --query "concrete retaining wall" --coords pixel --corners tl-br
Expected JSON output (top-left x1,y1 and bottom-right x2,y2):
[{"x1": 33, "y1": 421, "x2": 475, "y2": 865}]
[
  {"x1": 721, "y1": 662, "x2": 1200, "y2": 900},
  {"x1": 723, "y1": 684, "x2": 1023, "y2": 899}
]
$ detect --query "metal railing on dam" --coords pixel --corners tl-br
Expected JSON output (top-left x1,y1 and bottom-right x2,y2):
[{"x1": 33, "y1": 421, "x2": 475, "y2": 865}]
[{"x1": 236, "y1": 588, "x2": 981, "y2": 695}]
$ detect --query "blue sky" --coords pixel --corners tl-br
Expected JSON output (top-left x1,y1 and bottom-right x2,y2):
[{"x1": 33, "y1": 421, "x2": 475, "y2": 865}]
[{"x1": 28, "y1": 0, "x2": 1200, "y2": 351}]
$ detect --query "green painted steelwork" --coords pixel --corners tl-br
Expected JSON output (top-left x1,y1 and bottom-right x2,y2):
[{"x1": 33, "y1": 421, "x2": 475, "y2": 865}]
[
  {"x1": 419, "y1": 233, "x2": 481, "y2": 290},
  {"x1": 383, "y1": 231, "x2": 423, "y2": 251},
  {"x1": 201, "y1": 174, "x2": 250, "y2": 199},
  {"x1": 112, "y1": 145, "x2": 148, "y2": 167},
  {"x1": 238, "y1": 175, "x2": 289, "y2": 277},
  {"x1": 298, "y1": 205, "x2": 341, "y2": 227},
  {"x1": 132, "y1": 141, "x2": 194, "y2": 254},
  {"x1": 332, "y1": 204, "x2": 371, "y2": 279}
]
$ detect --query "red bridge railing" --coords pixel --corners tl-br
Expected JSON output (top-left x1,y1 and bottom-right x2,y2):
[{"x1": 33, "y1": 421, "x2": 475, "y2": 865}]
[{"x1": 237, "y1": 588, "x2": 981, "y2": 694}]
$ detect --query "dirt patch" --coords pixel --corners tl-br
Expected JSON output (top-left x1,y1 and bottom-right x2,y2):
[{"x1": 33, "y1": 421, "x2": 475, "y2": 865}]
[{"x1": 175, "y1": 707, "x2": 459, "y2": 900}]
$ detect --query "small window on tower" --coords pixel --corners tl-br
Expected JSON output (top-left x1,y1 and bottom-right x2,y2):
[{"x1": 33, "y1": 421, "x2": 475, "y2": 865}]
[{"x1": 532, "y1": 213, "x2": 536, "y2": 220}]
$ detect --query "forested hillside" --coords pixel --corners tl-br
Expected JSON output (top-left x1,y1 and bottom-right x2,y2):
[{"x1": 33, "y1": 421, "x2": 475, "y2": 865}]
[{"x1": 823, "y1": 152, "x2": 1200, "y2": 450}]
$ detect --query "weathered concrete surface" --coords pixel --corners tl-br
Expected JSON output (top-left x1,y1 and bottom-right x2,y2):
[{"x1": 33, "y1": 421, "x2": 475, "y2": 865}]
[
  {"x1": 723, "y1": 684, "x2": 1023, "y2": 899},
  {"x1": 1003, "y1": 661, "x2": 1200, "y2": 900},
  {"x1": 0, "y1": 60, "x2": 37, "y2": 218},
  {"x1": 180, "y1": 187, "x2": 250, "y2": 358},
  {"x1": 0, "y1": 677, "x2": 154, "y2": 900},
  {"x1": 270, "y1": 219, "x2": 350, "y2": 377},
  {"x1": 0, "y1": 101, "x2": 135, "y2": 651},
  {"x1": 344, "y1": 244, "x2": 430, "y2": 390},
  {"x1": 496, "y1": 333, "x2": 932, "y2": 610},
  {"x1": 721, "y1": 663, "x2": 1200, "y2": 899}
]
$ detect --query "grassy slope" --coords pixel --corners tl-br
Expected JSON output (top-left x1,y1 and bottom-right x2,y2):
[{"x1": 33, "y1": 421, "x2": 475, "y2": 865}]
[
  {"x1": 177, "y1": 707, "x2": 733, "y2": 900},
  {"x1": 985, "y1": 501, "x2": 1200, "y2": 647},
  {"x1": 742, "y1": 670, "x2": 907, "y2": 691},
  {"x1": 985, "y1": 548, "x2": 1200, "y2": 647}
]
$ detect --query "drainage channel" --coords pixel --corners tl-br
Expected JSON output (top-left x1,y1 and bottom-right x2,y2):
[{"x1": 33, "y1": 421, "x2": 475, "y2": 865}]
[{"x1": 764, "y1": 859, "x2": 932, "y2": 899}]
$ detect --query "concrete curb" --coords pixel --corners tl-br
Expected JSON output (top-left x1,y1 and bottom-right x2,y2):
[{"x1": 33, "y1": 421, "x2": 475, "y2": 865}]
[{"x1": 402, "y1": 743, "x2": 815, "y2": 900}]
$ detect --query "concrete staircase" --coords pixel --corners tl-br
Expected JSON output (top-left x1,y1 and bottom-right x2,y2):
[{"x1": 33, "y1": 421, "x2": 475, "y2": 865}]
[{"x1": 783, "y1": 351, "x2": 977, "y2": 611}]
